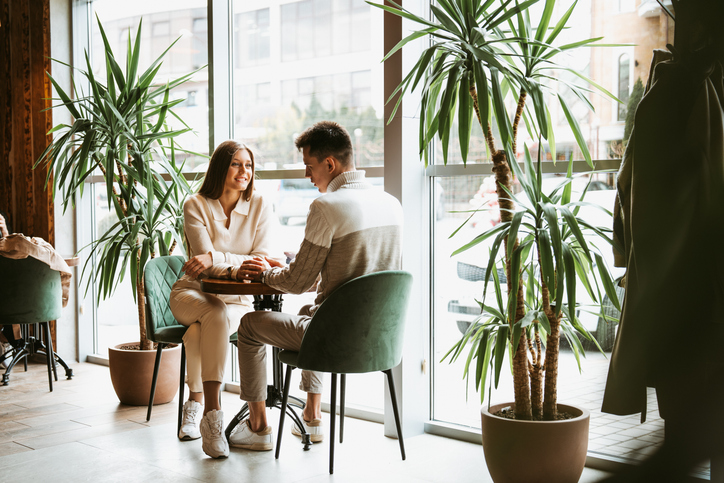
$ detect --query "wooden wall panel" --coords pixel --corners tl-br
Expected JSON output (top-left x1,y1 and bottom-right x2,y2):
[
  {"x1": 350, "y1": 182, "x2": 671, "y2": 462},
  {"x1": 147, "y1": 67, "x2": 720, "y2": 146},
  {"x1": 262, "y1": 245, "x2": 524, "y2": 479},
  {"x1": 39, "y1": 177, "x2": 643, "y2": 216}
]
[{"x1": 0, "y1": 0, "x2": 57, "y2": 346}]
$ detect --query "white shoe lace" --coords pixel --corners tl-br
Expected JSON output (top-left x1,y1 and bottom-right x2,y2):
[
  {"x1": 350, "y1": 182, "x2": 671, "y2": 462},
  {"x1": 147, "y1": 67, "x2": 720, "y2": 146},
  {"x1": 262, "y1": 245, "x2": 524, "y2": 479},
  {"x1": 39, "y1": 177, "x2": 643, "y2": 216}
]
[
  {"x1": 183, "y1": 404, "x2": 200, "y2": 426},
  {"x1": 210, "y1": 418, "x2": 223, "y2": 436}
]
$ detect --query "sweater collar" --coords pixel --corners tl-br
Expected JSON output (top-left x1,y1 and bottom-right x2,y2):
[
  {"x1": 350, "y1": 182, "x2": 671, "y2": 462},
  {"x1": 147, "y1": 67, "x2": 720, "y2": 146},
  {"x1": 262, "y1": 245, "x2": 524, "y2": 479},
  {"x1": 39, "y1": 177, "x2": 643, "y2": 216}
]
[
  {"x1": 207, "y1": 193, "x2": 250, "y2": 221},
  {"x1": 327, "y1": 170, "x2": 369, "y2": 193}
]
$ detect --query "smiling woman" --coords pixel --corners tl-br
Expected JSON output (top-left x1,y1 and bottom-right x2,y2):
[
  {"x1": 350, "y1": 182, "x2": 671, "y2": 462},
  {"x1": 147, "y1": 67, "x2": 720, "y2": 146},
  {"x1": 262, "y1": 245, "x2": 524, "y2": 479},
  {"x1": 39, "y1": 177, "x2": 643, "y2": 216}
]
[{"x1": 168, "y1": 139, "x2": 279, "y2": 458}]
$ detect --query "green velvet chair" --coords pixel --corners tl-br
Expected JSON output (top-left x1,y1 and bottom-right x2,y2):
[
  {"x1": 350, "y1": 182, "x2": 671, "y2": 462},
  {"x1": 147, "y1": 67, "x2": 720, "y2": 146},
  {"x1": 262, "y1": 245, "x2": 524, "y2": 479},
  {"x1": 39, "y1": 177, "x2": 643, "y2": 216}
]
[
  {"x1": 143, "y1": 255, "x2": 188, "y2": 433},
  {"x1": 275, "y1": 270, "x2": 413, "y2": 474},
  {"x1": 0, "y1": 255, "x2": 65, "y2": 391}
]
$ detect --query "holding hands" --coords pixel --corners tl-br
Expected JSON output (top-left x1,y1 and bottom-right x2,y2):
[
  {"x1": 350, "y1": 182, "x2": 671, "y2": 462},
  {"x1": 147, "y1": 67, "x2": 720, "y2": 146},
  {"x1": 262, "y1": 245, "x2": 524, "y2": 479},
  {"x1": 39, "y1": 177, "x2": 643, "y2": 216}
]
[
  {"x1": 182, "y1": 253, "x2": 213, "y2": 279},
  {"x1": 237, "y1": 256, "x2": 284, "y2": 281}
]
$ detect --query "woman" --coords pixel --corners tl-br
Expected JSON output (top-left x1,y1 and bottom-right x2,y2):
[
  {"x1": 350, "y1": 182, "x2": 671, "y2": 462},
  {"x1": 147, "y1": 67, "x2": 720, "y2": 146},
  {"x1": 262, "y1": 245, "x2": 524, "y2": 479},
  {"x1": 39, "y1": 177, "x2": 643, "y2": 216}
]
[{"x1": 170, "y1": 140, "x2": 276, "y2": 459}]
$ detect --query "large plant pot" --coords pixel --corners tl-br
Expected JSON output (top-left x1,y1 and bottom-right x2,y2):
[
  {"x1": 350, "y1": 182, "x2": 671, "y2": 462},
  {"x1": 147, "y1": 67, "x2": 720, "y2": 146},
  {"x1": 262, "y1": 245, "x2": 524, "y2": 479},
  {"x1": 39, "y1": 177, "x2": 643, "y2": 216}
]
[
  {"x1": 108, "y1": 343, "x2": 181, "y2": 406},
  {"x1": 481, "y1": 402, "x2": 590, "y2": 483}
]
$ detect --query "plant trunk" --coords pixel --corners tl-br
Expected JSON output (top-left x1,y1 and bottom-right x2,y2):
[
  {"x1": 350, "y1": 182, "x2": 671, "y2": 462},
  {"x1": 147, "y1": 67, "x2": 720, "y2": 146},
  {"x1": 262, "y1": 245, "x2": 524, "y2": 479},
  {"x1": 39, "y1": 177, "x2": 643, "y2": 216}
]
[
  {"x1": 470, "y1": 85, "x2": 531, "y2": 419},
  {"x1": 529, "y1": 331, "x2": 543, "y2": 420},
  {"x1": 137, "y1": 248, "x2": 151, "y2": 351},
  {"x1": 512, "y1": 88, "x2": 527, "y2": 156},
  {"x1": 541, "y1": 283, "x2": 560, "y2": 420},
  {"x1": 137, "y1": 276, "x2": 151, "y2": 350}
]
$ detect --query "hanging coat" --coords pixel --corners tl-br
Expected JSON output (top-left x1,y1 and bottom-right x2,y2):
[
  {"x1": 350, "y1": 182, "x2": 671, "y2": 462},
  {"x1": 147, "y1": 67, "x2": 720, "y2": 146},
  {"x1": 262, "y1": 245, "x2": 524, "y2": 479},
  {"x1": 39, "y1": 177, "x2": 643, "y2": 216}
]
[{"x1": 602, "y1": 47, "x2": 724, "y2": 419}]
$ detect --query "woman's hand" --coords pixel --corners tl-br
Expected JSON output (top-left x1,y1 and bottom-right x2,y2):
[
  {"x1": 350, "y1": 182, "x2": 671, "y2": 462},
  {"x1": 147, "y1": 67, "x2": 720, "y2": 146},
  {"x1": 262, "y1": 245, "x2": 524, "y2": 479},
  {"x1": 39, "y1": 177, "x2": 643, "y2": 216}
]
[
  {"x1": 237, "y1": 257, "x2": 271, "y2": 281},
  {"x1": 182, "y1": 253, "x2": 213, "y2": 279}
]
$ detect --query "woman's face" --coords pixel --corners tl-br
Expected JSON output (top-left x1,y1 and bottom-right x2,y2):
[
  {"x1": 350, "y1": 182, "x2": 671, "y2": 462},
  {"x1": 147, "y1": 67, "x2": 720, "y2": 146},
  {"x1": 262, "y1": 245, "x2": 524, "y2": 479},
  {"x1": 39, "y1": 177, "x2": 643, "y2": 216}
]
[{"x1": 224, "y1": 149, "x2": 253, "y2": 194}]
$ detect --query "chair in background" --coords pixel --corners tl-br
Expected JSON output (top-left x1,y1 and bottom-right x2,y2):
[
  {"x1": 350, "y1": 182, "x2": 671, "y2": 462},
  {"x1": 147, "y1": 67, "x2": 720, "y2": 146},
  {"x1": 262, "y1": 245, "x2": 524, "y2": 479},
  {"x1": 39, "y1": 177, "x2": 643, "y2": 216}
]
[
  {"x1": 275, "y1": 270, "x2": 413, "y2": 474},
  {"x1": 0, "y1": 255, "x2": 73, "y2": 391},
  {"x1": 143, "y1": 255, "x2": 188, "y2": 434}
]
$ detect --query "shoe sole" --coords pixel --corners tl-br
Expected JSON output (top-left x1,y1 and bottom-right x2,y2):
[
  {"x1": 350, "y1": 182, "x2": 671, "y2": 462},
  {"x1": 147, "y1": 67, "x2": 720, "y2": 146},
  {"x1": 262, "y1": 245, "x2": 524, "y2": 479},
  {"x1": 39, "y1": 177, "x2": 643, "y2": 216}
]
[
  {"x1": 179, "y1": 434, "x2": 201, "y2": 441},
  {"x1": 229, "y1": 442, "x2": 273, "y2": 451},
  {"x1": 202, "y1": 443, "x2": 229, "y2": 458}
]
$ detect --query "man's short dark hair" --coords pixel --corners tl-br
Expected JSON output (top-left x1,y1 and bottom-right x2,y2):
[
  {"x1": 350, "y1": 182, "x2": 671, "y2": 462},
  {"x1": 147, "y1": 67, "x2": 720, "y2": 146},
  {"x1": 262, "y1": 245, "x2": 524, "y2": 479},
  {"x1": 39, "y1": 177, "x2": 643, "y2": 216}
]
[{"x1": 295, "y1": 121, "x2": 353, "y2": 167}]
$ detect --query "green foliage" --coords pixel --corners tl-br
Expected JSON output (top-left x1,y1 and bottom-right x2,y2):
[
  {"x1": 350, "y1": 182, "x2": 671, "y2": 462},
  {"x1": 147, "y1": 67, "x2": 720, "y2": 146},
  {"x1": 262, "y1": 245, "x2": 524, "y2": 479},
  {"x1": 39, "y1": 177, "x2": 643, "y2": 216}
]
[
  {"x1": 35, "y1": 17, "x2": 199, "y2": 345},
  {"x1": 374, "y1": 0, "x2": 625, "y2": 413},
  {"x1": 369, "y1": 0, "x2": 622, "y2": 166},
  {"x1": 623, "y1": 78, "x2": 645, "y2": 146},
  {"x1": 444, "y1": 148, "x2": 622, "y2": 401}
]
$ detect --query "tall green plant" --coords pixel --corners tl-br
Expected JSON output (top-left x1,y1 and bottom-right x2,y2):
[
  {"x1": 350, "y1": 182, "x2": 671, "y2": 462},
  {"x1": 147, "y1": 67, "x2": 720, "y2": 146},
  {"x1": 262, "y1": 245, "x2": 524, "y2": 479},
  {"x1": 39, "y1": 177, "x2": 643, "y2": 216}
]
[
  {"x1": 36, "y1": 18, "x2": 199, "y2": 350},
  {"x1": 373, "y1": 0, "x2": 622, "y2": 420}
]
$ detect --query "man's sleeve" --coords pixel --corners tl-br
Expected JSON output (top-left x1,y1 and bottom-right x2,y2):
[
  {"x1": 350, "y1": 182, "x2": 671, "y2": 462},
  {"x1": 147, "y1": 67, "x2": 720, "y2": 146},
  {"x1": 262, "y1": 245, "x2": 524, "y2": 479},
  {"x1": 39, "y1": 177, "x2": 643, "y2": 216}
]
[{"x1": 262, "y1": 202, "x2": 332, "y2": 294}]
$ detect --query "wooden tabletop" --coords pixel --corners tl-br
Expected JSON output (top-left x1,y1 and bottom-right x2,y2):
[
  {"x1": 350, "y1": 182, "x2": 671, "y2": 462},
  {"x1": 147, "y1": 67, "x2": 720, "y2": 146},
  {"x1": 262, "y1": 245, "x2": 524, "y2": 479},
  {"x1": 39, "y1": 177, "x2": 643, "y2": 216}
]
[{"x1": 200, "y1": 278, "x2": 284, "y2": 296}]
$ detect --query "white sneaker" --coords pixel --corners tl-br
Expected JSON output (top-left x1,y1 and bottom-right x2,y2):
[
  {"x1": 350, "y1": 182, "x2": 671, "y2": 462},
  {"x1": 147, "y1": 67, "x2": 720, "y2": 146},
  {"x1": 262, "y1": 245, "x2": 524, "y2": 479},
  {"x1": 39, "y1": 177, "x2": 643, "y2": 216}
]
[
  {"x1": 199, "y1": 410, "x2": 229, "y2": 458},
  {"x1": 228, "y1": 419, "x2": 273, "y2": 451},
  {"x1": 291, "y1": 417, "x2": 324, "y2": 442},
  {"x1": 178, "y1": 400, "x2": 202, "y2": 441}
]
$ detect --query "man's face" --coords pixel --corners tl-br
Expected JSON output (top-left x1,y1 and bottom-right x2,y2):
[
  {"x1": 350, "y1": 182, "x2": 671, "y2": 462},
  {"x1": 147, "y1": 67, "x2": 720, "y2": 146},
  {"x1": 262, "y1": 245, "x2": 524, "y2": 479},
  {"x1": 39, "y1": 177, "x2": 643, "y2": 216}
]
[{"x1": 303, "y1": 146, "x2": 333, "y2": 193}]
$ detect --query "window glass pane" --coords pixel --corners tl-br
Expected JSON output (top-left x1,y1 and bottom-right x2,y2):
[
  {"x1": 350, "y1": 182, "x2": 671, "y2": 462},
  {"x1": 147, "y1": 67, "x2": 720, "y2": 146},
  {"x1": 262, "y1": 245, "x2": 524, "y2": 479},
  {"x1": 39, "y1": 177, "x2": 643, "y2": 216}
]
[
  {"x1": 89, "y1": 0, "x2": 209, "y2": 356},
  {"x1": 233, "y1": 0, "x2": 383, "y2": 171},
  {"x1": 617, "y1": 54, "x2": 631, "y2": 122},
  {"x1": 438, "y1": 0, "x2": 673, "y2": 164}
]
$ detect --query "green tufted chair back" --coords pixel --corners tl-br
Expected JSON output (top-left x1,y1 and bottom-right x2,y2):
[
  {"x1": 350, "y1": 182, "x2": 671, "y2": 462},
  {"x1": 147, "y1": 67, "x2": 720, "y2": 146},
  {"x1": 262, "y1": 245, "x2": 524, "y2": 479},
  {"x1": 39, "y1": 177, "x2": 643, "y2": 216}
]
[
  {"x1": 294, "y1": 270, "x2": 413, "y2": 374},
  {"x1": 144, "y1": 255, "x2": 186, "y2": 343},
  {"x1": 0, "y1": 256, "x2": 62, "y2": 324}
]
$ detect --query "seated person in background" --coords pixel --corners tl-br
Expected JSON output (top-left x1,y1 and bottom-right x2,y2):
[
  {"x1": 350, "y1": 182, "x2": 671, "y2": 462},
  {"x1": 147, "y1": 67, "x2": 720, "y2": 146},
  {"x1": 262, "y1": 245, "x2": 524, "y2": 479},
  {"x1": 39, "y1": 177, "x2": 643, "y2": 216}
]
[
  {"x1": 0, "y1": 209, "x2": 21, "y2": 359},
  {"x1": 169, "y1": 140, "x2": 277, "y2": 459},
  {"x1": 229, "y1": 121, "x2": 404, "y2": 451}
]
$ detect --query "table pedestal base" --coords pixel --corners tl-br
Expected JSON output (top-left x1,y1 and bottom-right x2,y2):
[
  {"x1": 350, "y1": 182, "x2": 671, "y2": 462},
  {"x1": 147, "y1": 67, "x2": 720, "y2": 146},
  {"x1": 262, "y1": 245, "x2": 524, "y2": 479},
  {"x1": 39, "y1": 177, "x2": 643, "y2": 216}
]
[{"x1": 225, "y1": 385, "x2": 311, "y2": 450}]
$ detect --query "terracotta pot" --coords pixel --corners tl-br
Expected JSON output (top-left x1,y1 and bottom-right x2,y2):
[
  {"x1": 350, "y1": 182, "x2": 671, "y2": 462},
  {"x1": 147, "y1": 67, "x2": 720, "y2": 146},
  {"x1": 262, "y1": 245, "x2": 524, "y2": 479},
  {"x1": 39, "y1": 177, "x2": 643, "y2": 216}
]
[
  {"x1": 481, "y1": 402, "x2": 590, "y2": 483},
  {"x1": 108, "y1": 343, "x2": 181, "y2": 406}
]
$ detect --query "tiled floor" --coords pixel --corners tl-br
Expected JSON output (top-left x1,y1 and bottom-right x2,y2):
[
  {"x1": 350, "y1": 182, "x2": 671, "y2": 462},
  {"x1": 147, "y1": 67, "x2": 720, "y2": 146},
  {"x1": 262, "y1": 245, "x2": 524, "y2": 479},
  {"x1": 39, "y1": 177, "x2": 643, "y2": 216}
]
[
  {"x1": 554, "y1": 353, "x2": 709, "y2": 478},
  {"x1": 0, "y1": 361, "x2": 614, "y2": 482}
]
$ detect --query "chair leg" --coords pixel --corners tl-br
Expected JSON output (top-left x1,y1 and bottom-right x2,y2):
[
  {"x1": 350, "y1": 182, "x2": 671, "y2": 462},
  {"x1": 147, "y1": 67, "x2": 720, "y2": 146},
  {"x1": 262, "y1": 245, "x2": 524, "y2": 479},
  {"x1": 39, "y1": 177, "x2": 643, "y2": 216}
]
[
  {"x1": 275, "y1": 365, "x2": 294, "y2": 459},
  {"x1": 329, "y1": 373, "x2": 337, "y2": 475},
  {"x1": 42, "y1": 322, "x2": 53, "y2": 392},
  {"x1": 44, "y1": 322, "x2": 59, "y2": 382},
  {"x1": 340, "y1": 374, "x2": 346, "y2": 444},
  {"x1": 177, "y1": 344, "x2": 186, "y2": 436},
  {"x1": 22, "y1": 325, "x2": 28, "y2": 372},
  {"x1": 146, "y1": 343, "x2": 164, "y2": 422},
  {"x1": 383, "y1": 369, "x2": 406, "y2": 460}
]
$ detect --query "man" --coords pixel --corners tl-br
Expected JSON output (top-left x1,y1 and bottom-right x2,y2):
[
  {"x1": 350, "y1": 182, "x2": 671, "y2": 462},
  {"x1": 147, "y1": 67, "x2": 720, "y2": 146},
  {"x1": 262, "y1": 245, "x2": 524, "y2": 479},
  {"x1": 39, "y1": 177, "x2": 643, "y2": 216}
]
[{"x1": 228, "y1": 121, "x2": 403, "y2": 451}]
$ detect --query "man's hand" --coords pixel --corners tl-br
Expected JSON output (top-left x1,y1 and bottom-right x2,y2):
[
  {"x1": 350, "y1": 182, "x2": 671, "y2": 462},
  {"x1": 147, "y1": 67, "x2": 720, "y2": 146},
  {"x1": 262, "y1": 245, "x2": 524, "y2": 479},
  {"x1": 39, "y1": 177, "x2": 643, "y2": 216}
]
[
  {"x1": 182, "y1": 253, "x2": 213, "y2": 279},
  {"x1": 237, "y1": 257, "x2": 271, "y2": 282},
  {"x1": 265, "y1": 257, "x2": 285, "y2": 268},
  {"x1": 0, "y1": 215, "x2": 8, "y2": 238}
]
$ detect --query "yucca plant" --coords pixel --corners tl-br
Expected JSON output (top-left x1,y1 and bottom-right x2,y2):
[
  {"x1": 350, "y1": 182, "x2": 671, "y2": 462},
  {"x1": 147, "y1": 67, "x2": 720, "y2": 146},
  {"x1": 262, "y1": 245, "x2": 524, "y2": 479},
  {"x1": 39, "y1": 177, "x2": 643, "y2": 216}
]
[
  {"x1": 36, "y1": 17, "x2": 200, "y2": 350},
  {"x1": 373, "y1": 0, "x2": 622, "y2": 420}
]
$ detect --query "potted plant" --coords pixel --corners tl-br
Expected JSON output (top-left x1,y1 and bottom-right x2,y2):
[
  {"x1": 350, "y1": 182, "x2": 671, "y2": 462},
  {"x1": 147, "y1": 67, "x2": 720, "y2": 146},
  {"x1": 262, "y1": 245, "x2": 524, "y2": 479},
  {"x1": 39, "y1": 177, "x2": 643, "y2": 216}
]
[
  {"x1": 36, "y1": 18, "x2": 199, "y2": 405},
  {"x1": 373, "y1": 0, "x2": 621, "y2": 481}
]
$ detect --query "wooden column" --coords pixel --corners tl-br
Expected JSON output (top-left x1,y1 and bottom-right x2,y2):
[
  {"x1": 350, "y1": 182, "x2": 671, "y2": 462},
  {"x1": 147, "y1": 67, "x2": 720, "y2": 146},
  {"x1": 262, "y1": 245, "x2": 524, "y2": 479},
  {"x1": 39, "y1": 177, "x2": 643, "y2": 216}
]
[{"x1": 0, "y1": 0, "x2": 57, "y2": 346}]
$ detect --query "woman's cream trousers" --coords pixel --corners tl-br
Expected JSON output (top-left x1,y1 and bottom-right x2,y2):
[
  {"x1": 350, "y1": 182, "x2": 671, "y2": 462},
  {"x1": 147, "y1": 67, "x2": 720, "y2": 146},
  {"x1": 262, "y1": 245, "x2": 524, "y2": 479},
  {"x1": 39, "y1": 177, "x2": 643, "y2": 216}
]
[{"x1": 170, "y1": 287, "x2": 250, "y2": 393}]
